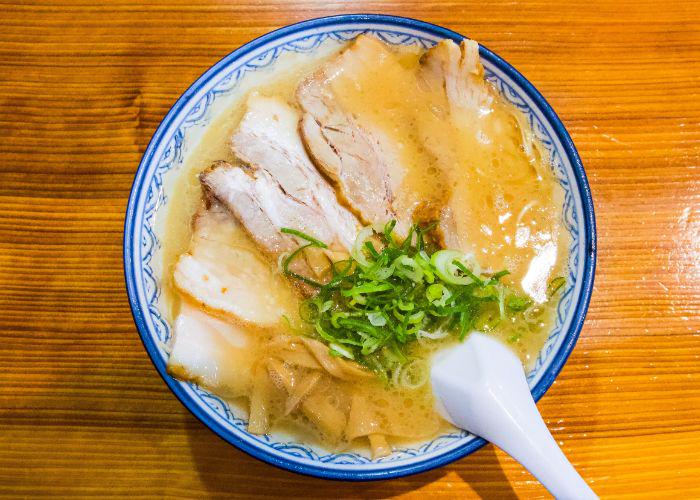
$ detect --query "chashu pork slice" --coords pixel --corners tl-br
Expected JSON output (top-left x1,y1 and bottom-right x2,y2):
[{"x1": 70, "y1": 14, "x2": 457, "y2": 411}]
[
  {"x1": 231, "y1": 94, "x2": 359, "y2": 250},
  {"x1": 173, "y1": 201, "x2": 298, "y2": 327},
  {"x1": 419, "y1": 38, "x2": 494, "y2": 117},
  {"x1": 296, "y1": 35, "x2": 410, "y2": 236},
  {"x1": 167, "y1": 300, "x2": 255, "y2": 398},
  {"x1": 418, "y1": 39, "x2": 495, "y2": 249},
  {"x1": 200, "y1": 161, "x2": 342, "y2": 294}
]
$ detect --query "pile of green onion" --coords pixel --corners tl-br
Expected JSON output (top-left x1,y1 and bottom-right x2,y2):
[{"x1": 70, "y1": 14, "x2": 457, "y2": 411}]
[{"x1": 282, "y1": 221, "x2": 561, "y2": 384}]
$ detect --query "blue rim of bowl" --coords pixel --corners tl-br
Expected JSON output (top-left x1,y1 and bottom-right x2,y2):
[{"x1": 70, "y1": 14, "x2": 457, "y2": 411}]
[{"x1": 124, "y1": 13, "x2": 596, "y2": 481}]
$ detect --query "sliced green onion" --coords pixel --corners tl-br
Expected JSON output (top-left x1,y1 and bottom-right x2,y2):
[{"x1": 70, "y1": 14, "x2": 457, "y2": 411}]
[
  {"x1": 367, "y1": 311, "x2": 387, "y2": 326},
  {"x1": 415, "y1": 250, "x2": 435, "y2": 283},
  {"x1": 329, "y1": 343, "x2": 355, "y2": 360},
  {"x1": 330, "y1": 311, "x2": 350, "y2": 329},
  {"x1": 396, "y1": 299, "x2": 414, "y2": 312},
  {"x1": 407, "y1": 311, "x2": 425, "y2": 324},
  {"x1": 431, "y1": 250, "x2": 472, "y2": 285},
  {"x1": 281, "y1": 243, "x2": 323, "y2": 288},
  {"x1": 547, "y1": 276, "x2": 566, "y2": 298},
  {"x1": 341, "y1": 282, "x2": 393, "y2": 296},
  {"x1": 383, "y1": 220, "x2": 397, "y2": 244},
  {"x1": 453, "y1": 259, "x2": 484, "y2": 285},
  {"x1": 280, "y1": 227, "x2": 327, "y2": 248},
  {"x1": 351, "y1": 227, "x2": 374, "y2": 268},
  {"x1": 507, "y1": 295, "x2": 532, "y2": 312},
  {"x1": 489, "y1": 269, "x2": 511, "y2": 281},
  {"x1": 314, "y1": 321, "x2": 337, "y2": 343},
  {"x1": 364, "y1": 240, "x2": 380, "y2": 258},
  {"x1": 398, "y1": 359, "x2": 428, "y2": 389},
  {"x1": 393, "y1": 255, "x2": 424, "y2": 282},
  {"x1": 417, "y1": 327, "x2": 449, "y2": 340},
  {"x1": 426, "y1": 283, "x2": 445, "y2": 302}
]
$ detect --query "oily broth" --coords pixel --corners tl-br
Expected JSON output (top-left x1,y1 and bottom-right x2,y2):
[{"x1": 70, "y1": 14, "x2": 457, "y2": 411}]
[
  {"x1": 158, "y1": 38, "x2": 568, "y2": 454},
  {"x1": 329, "y1": 43, "x2": 565, "y2": 287},
  {"x1": 329, "y1": 42, "x2": 567, "y2": 364}
]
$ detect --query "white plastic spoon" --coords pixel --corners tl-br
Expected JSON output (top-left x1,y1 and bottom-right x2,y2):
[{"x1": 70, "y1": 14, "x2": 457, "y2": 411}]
[{"x1": 431, "y1": 331, "x2": 597, "y2": 499}]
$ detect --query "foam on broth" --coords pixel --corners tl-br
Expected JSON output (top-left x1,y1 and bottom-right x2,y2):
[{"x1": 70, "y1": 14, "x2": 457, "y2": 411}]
[{"x1": 157, "y1": 38, "x2": 569, "y2": 454}]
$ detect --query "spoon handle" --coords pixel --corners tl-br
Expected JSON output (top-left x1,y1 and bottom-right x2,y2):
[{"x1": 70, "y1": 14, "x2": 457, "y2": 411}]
[
  {"x1": 432, "y1": 334, "x2": 597, "y2": 499},
  {"x1": 470, "y1": 382, "x2": 597, "y2": 499}
]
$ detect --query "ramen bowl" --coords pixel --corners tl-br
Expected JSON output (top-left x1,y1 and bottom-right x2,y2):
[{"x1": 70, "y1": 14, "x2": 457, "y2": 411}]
[{"x1": 124, "y1": 14, "x2": 596, "y2": 481}]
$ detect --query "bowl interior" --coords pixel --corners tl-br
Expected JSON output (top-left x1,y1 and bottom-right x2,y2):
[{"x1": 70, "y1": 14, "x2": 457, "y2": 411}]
[{"x1": 124, "y1": 15, "x2": 594, "y2": 480}]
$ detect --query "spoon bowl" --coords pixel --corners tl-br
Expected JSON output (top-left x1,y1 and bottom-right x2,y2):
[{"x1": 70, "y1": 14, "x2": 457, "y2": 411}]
[{"x1": 432, "y1": 332, "x2": 597, "y2": 498}]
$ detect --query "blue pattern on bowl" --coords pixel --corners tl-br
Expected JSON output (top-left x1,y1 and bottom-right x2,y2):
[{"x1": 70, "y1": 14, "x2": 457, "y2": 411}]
[{"x1": 124, "y1": 14, "x2": 596, "y2": 480}]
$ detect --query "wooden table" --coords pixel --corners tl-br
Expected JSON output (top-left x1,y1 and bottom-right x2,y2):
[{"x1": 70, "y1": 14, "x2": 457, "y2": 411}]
[{"x1": 1, "y1": 1, "x2": 698, "y2": 497}]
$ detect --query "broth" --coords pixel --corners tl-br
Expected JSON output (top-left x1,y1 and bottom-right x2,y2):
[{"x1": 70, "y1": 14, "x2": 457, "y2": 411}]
[{"x1": 157, "y1": 37, "x2": 568, "y2": 455}]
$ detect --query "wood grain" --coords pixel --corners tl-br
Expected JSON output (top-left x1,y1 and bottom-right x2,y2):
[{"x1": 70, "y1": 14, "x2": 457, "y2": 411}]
[{"x1": 0, "y1": 0, "x2": 698, "y2": 497}]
